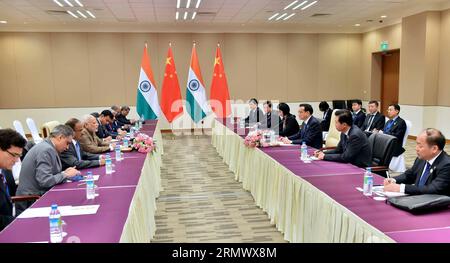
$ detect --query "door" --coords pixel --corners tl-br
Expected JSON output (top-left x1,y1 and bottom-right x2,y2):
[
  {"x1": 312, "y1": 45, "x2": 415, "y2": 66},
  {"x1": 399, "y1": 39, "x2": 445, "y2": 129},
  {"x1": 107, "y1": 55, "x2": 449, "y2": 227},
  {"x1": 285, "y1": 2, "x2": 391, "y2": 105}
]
[{"x1": 380, "y1": 50, "x2": 400, "y2": 114}]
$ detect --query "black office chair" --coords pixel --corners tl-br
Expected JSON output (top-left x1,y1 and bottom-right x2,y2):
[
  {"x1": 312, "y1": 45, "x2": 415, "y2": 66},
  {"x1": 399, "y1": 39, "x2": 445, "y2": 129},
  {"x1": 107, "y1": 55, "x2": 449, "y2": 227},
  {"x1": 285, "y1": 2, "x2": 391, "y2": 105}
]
[
  {"x1": 367, "y1": 133, "x2": 397, "y2": 177},
  {"x1": 332, "y1": 100, "x2": 347, "y2": 110}
]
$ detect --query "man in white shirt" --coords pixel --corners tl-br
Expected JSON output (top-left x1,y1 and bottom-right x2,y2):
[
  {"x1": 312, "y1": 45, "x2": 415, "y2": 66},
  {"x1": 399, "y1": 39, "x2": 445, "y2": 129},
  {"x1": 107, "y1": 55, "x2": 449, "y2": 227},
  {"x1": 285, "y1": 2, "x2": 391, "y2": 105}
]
[{"x1": 384, "y1": 128, "x2": 450, "y2": 195}]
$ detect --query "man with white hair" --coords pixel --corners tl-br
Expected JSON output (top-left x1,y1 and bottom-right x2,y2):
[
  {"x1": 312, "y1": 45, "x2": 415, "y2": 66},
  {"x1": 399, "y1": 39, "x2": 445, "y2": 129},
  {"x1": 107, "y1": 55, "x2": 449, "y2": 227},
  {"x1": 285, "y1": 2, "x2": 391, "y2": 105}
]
[{"x1": 79, "y1": 114, "x2": 114, "y2": 154}]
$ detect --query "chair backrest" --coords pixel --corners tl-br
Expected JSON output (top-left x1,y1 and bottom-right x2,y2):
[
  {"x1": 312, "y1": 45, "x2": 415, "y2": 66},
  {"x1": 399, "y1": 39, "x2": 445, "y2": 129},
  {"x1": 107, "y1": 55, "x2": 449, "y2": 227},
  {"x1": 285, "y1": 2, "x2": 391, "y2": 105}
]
[
  {"x1": 403, "y1": 120, "x2": 412, "y2": 147},
  {"x1": 368, "y1": 133, "x2": 397, "y2": 167},
  {"x1": 26, "y1": 118, "x2": 43, "y2": 144},
  {"x1": 325, "y1": 109, "x2": 341, "y2": 147},
  {"x1": 12, "y1": 120, "x2": 27, "y2": 140},
  {"x1": 332, "y1": 100, "x2": 347, "y2": 110},
  {"x1": 42, "y1": 121, "x2": 61, "y2": 138}
]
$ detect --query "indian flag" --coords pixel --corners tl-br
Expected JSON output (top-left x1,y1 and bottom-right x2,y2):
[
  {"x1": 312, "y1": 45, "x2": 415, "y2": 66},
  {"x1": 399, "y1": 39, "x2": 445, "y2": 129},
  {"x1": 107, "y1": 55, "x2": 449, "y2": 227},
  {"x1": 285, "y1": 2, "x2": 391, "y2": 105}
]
[
  {"x1": 136, "y1": 43, "x2": 160, "y2": 120},
  {"x1": 186, "y1": 43, "x2": 209, "y2": 123}
]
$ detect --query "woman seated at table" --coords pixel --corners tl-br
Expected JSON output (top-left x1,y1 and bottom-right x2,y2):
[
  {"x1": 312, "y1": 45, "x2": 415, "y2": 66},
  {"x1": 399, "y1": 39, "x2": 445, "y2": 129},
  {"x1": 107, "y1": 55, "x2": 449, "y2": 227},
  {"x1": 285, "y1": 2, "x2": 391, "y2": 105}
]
[{"x1": 278, "y1": 102, "x2": 299, "y2": 137}]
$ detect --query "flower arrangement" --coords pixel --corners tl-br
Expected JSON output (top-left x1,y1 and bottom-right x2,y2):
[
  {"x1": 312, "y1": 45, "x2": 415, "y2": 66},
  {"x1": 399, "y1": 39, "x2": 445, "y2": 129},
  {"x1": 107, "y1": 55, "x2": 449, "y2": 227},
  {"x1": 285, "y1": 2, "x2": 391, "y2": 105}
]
[
  {"x1": 132, "y1": 133, "x2": 156, "y2": 153},
  {"x1": 244, "y1": 130, "x2": 267, "y2": 148}
]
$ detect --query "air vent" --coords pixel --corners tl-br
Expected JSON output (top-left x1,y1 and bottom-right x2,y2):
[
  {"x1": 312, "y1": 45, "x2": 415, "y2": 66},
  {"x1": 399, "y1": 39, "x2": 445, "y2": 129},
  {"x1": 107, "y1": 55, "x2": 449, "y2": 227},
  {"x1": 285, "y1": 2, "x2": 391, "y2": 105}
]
[
  {"x1": 46, "y1": 10, "x2": 69, "y2": 15},
  {"x1": 197, "y1": 12, "x2": 216, "y2": 16},
  {"x1": 311, "y1": 13, "x2": 331, "y2": 17}
]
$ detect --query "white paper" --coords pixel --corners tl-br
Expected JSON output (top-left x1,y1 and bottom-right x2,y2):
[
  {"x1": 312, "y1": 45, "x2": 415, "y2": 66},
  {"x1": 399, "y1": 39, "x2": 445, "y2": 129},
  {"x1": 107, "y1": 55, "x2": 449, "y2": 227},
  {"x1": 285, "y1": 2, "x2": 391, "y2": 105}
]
[
  {"x1": 18, "y1": 205, "x2": 100, "y2": 219},
  {"x1": 373, "y1": 186, "x2": 408, "y2": 197}
]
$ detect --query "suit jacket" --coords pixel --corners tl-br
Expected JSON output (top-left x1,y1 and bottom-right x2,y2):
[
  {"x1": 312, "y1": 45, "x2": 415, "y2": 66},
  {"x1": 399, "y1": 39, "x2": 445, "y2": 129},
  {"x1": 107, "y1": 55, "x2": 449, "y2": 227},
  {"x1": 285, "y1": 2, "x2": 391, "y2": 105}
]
[
  {"x1": 321, "y1": 108, "x2": 333, "y2": 132},
  {"x1": 384, "y1": 116, "x2": 407, "y2": 157},
  {"x1": 264, "y1": 110, "x2": 281, "y2": 133},
  {"x1": 244, "y1": 108, "x2": 265, "y2": 126},
  {"x1": 279, "y1": 114, "x2": 300, "y2": 138},
  {"x1": 60, "y1": 141, "x2": 101, "y2": 170},
  {"x1": 353, "y1": 110, "x2": 366, "y2": 128},
  {"x1": 96, "y1": 118, "x2": 112, "y2": 139},
  {"x1": 288, "y1": 116, "x2": 323, "y2": 149},
  {"x1": 324, "y1": 125, "x2": 372, "y2": 168},
  {"x1": 395, "y1": 152, "x2": 450, "y2": 195},
  {"x1": 116, "y1": 114, "x2": 132, "y2": 126},
  {"x1": 361, "y1": 112, "x2": 385, "y2": 132},
  {"x1": 16, "y1": 139, "x2": 66, "y2": 196},
  {"x1": 0, "y1": 170, "x2": 13, "y2": 231},
  {"x1": 79, "y1": 128, "x2": 110, "y2": 154}
]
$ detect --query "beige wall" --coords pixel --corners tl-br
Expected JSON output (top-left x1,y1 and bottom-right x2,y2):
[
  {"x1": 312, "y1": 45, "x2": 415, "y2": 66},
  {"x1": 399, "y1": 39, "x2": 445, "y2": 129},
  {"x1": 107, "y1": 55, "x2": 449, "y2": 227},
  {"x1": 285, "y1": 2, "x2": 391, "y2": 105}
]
[
  {"x1": 0, "y1": 32, "x2": 363, "y2": 109},
  {"x1": 439, "y1": 9, "x2": 450, "y2": 106}
]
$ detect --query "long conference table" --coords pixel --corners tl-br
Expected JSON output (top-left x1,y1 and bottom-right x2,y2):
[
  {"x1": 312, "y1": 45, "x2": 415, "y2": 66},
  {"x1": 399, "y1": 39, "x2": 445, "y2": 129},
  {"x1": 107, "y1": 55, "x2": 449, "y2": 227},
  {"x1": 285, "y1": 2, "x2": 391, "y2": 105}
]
[
  {"x1": 212, "y1": 118, "x2": 450, "y2": 243},
  {"x1": 0, "y1": 120, "x2": 163, "y2": 243}
]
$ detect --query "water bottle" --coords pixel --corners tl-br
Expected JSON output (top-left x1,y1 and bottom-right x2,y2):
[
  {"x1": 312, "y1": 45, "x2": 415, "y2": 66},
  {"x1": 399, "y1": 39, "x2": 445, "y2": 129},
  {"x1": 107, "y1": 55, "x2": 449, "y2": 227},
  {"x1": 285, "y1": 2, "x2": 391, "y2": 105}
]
[
  {"x1": 123, "y1": 137, "x2": 129, "y2": 148},
  {"x1": 300, "y1": 142, "x2": 308, "y2": 161},
  {"x1": 86, "y1": 171, "x2": 95, "y2": 200},
  {"x1": 139, "y1": 115, "x2": 144, "y2": 128},
  {"x1": 115, "y1": 145, "x2": 122, "y2": 161},
  {"x1": 105, "y1": 154, "x2": 112, "y2": 175},
  {"x1": 49, "y1": 204, "x2": 63, "y2": 243},
  {"x1": 363, "y1": 168, "x2": 373, "y2": 196}
]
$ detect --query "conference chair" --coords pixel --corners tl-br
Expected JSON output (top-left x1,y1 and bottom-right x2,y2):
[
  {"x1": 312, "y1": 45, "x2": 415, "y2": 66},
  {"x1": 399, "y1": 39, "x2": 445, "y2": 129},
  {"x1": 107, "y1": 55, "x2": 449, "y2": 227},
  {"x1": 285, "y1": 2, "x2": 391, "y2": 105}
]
[
  {"x1": 12, "y1": 120, "x2": 27, "y2": 140},
  {"x1": 367, "y1": 133, "x2": 397, "y2": 177},
  {"x1": 42, "y1": 120, "x2": 61, "y2": 138},
  {"x1": 323, "y1": 109, "x2": 341, "y2": 148},
  {"x1": 26, "y1": 118, "x2": 43, "y2": 144},
  {"x1": 389, "y1": 119, "x2": 412, "y2": 173},
  {"x1": 332, "y1": 100, "x2": 347, "y2": 110}
]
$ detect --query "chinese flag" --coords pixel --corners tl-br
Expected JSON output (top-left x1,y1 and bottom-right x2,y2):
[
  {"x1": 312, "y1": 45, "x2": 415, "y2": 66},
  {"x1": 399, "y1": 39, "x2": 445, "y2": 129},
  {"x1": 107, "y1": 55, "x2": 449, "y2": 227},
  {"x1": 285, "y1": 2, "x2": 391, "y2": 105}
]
[
  {"x1": 210, "y1": 44, "x2": 231, "y2": 118},
  {"x1": 161, "y1": 45, "x2": 183, "y2": 123}
]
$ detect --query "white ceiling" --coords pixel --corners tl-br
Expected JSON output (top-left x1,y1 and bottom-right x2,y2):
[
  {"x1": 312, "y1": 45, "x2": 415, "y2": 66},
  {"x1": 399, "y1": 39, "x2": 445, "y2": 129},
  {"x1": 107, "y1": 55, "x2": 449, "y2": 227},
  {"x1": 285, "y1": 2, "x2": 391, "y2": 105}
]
[{"x1": 0, "y1": 0, "x2": 449, "y2": 33}]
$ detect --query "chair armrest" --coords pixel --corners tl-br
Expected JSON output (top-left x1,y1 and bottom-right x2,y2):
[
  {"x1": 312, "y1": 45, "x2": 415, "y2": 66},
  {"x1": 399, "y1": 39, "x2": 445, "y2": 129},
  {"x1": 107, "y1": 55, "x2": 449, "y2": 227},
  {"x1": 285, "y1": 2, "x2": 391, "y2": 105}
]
[
  {"x1": 368, "y1": 166, "x2": 389, "y2": 172},
  {"x1": 11, "y1": 195, "x2": 40, "y2": 203},
  {"x1": 319, "y1": 146, "x2": 337, "y2": 151}
]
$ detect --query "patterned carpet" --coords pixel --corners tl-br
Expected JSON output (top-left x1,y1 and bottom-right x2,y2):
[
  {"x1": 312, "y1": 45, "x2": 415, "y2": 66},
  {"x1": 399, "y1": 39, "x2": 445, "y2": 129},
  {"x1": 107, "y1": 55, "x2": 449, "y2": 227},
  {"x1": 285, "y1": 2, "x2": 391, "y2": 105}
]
[
  {"x1": 152, "y1": 134, "x2": 287, "y2": 243},
  {"x1": 151, "y1": 135, "x2": 423, "y2": 243}
]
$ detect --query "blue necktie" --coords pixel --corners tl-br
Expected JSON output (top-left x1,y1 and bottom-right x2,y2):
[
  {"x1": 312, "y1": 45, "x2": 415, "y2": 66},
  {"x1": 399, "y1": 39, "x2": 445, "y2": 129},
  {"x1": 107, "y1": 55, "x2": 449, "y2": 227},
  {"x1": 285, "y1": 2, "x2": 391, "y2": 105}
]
[
  {"x1": 75, "y1": 142, "x2": 82, "y2": 161},
  {"x1": 384, "y1": 120, "x2": 393, "y2": 133},
  {"x1": 0, "y1": 172, "x2": 10, "y2": 200},
  {"x1": 418, "y1": 162, "x2": 431, "y2": 187},
  {"x1": 301, "y1": 123, "x2": 308, "y2": 138}
]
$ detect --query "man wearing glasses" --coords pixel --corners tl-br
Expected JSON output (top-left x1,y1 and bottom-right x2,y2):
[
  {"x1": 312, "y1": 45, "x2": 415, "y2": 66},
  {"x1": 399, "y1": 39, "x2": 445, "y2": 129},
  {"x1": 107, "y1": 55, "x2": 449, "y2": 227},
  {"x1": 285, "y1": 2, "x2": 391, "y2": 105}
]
[
  {"x1": 0, "y1": 129, "x2": 27, "y2": 231},
  {"x1": 15, "y1": 125, "x2": 80, "y2": 215}
]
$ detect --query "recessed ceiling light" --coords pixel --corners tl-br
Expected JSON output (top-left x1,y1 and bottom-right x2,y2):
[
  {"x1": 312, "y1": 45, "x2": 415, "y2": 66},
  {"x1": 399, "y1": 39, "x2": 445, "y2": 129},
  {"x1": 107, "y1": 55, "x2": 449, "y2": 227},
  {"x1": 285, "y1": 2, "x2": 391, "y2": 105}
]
[
  {"x1": 0, "y1": 21, "x2": 7, "y2": 24},
  {"x1": 293, "y1": 1, "x2": 308, "y2": 10},
  {"x1": 284, "y1": 0, "x2": 298, "y2": 10},
  {"x1": 186, "y1": 0, "x2": 191, "y2": 9},
  {"x1": 74, "y1": 0, "x2": 83, "y2": 7},
  {"x1": 355, "y1": 23, "x2": 361, "y2": 26},
  {"x1": 64, "y1": 0, "x2": 74, "y2": 7},
  {"x1": 67, "y1": 10, "x2": 78, "y2": 18},
  {"x1": 195, "y1": 0, "x2": 202, "y2": 9},
  {"x1": 192, "y1": 12, "x2": 197, "y2": 20},
  {"x1": 301, "y1": 0, "x2": 318, "y2": 10},
  {"x1": 283, "y1": 13, "x2": 296, "y2": 20},
  {"x1": 276, "y1": 13, "x2": 288, "y2": 21},
  {"x1": 53, "y1": 0, "x2": 64, "y2": 7},
  {"x1": 86, "y1": 10, "x2": 96, "y2": 18},
  {"x1": 184, "y1": 11, "x2": 188, "y2": 20},
  {"x1": 381, "y1": 15, "x2": 387, "y2": 18},
  {"x1": 176, "y1": 11, "x2": 179, "y2": 20},
  {"x1": 268, "y1": 13, "x2": 279, "y2": 21},
  {"x1": 76, "y1": 10, "x2": 87, "y2": 19},
  {"x1": 176, "y1": 0, "x2": 181, "y2": 9}
]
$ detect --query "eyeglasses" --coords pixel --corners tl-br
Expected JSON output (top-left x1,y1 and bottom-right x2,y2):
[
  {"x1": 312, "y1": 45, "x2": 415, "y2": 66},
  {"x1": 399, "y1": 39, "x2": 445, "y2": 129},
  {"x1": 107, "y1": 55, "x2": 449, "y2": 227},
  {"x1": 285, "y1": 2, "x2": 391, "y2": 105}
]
[{"x1": 6, "y1": 149, "x2": 22, "y2": 158}]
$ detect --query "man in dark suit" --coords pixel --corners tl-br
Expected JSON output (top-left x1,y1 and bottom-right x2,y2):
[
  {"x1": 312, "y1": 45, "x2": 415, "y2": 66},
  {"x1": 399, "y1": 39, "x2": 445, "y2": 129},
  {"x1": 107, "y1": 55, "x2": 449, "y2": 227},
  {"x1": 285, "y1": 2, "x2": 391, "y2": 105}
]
[
  {"x1": 384, "y1": 128, "x2": 450, "y2": 195},
  {"x1": 379, "y1": 104, "x2": 407, "y2": 157},
  {"x1": 351, "y1": 100, "x2": 366, "y2": 128},
  {"x1": 96, "y1": 110, "x2": 114, "y2": 141},
  {"x1": 319, "y1": 101, "x2": 332, "y2": 132},
  {"x1": 61, "y1": 118, "x2": 105, "y2": 170},
  {"x1": 244, "y1": 98, "x2": 265, "y2": 127},
  {"x1": 0, "y1": 129, "x2": 27, "y2": 231},
  {"x1": 281, "y1": 104, "x2": 323, "y2": 149},
  {"x1": 361, "y1": 100, "x2": 385, "y2": 135},
  {"x1": 263, "y1": 101, "x2": 281, "y2": 133},
  {"x1": 116, "y1": 106, "x2": 136, "y2": 129},
  {"x1": 315, "y1": 110, "x2": 372, "y2": 168}
]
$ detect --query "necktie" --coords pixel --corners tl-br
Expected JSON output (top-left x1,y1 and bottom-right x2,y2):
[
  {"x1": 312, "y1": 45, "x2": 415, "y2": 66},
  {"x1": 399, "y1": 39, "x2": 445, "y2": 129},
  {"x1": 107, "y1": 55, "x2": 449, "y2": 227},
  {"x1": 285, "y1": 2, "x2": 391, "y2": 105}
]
[
  {"x1": 366, "y1": 115, "x2": 375, "y2": 131},
  {"x1": 267, "y1": 113, "x2": 271, "y2": 128},
  {"x1": 418, "y1": 162, "x2": 431, "y2": 187},
  {"x1": 0, "y1": 172, "x2": 10, "y2": 200},
  {"x1": 384, "y1": 120, "x2": 393, "y2": 133},
  {"x1": 301, "y1": 122, "x2": 308, "y2": 138},
  {"x1": 352, "y1": 112, "x2": 356, "y2": 120},
  {"x1": 75, "y1": 142, "x2": 82, "y2": 161}
]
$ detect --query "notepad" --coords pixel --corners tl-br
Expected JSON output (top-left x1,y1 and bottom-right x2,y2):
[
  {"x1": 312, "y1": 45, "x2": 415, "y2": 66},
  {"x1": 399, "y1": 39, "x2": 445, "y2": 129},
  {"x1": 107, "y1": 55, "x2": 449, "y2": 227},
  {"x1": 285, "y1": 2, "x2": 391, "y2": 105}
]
[
  {"x1": 18, "y1": 205, "x2": 100, "y2": 219},
  {"x1": 373, "y1": 186, "x2": 408, "y2": 197}
]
